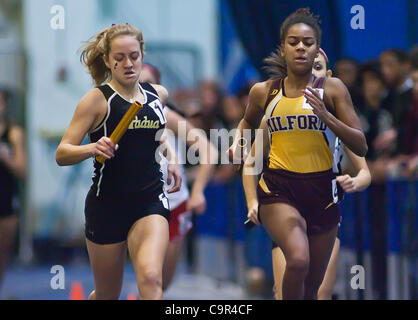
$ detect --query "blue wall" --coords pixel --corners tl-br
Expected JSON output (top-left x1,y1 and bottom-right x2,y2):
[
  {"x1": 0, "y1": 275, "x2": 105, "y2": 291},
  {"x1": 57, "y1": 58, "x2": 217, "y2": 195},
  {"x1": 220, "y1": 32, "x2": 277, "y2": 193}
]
[{"x1": 336, "y1": 0, "x2": 415, "y2": 62}]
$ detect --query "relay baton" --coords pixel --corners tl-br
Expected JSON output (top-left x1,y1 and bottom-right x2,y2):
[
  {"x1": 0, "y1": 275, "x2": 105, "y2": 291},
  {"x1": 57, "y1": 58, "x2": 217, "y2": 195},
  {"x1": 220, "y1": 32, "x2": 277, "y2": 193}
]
[
  {"x1": 244, "y1": 218, "x2": 256, "y2": 230},
  {"x1": 96, "y1": 101, "x2": 143, "y2": 164}
]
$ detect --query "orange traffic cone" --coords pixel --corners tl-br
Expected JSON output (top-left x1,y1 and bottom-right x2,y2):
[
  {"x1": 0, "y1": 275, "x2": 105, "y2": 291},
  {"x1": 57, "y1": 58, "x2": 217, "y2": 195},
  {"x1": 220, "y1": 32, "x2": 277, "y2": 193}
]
[
  {"x1": 126, "y1": 293, "x2": 137, "y2": 300},
  {"x1": 69, "y1": 281, "x2": 85, "y2": 300}
]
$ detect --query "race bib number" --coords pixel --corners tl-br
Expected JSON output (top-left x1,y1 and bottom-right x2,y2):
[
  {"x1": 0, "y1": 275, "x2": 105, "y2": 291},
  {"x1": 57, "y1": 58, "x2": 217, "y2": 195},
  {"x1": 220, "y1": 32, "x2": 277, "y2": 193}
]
[
  {"x1": 332, "y1": 178, "x2": 338, "y2": 203},
  {"x1": 159, "y1": 193, "x2": 170, "y2": 210}
]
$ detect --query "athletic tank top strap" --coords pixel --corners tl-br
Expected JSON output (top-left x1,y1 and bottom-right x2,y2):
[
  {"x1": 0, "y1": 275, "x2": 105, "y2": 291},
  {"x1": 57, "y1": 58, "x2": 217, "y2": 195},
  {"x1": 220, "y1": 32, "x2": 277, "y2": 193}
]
[
  {"x1": 312, "y1": 76, "x2": 326, "y2": 89},
  {"x1": 140, "y1": 82, "x2": 159, "y2": 99},
  {"x1": 263, "y1": 78, "x2": 283, "y2": 112},
  {"x1": 97, "y1": 84, "x2": 115, "y2": 101}
]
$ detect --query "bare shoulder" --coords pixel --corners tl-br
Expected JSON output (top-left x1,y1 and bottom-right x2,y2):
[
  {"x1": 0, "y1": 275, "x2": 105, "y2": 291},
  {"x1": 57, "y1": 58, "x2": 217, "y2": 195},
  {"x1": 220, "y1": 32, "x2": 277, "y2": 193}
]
[
  {"x1": 250, "y1": 80, "x2": 271, "y2": 98},
  {"x1": 58, "y1": 88, "x2": 107, "y2": 134},
  {"x1": 324, "y1": 77, "x2": 349, "y2": 96},
  {"x1": 323, "y1": 77, "x2": 352, "y2": 112},
  {"x1": 150, "y1": 84, "x2": 168, "y2": 105},
  {"x1": 78, "y1": 88, "x2": 108, "y2": 114},
  {"x1": 249, "y1": 80, "x2": 272, "y2": 106}
]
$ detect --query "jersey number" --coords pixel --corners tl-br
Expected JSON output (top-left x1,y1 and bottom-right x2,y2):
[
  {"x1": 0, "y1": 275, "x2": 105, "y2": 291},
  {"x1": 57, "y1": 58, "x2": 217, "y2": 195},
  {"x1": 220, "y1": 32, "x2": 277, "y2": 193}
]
[
  {"x1": 150, "y1": 101, "x2": 166, "y2": 124},
  {"x1": 332, "y1": 179, "x2": 339, "y2": 203},
  {"x1": 159, "y1": 193, "x2": 169, "y2": 210}
]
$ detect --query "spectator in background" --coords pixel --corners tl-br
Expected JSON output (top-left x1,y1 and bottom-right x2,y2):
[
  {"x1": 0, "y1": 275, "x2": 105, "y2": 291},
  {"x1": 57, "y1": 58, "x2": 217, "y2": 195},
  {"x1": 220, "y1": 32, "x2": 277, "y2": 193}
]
[
  {"x1": 386, "y1": 49, "x2": 418, "y2": 178},
  {"x1": 379, "y1": 48, "x2": 412, "y2": 115},
  {"x1": 0, "y1": 87, "x2": 26, "y2": 288},
  {"x1": 356, "y1": 61, "x2": 394, "y2": 182},
  {"x1": 221, "y1": 81, "x2": 256, "y2": 130},
  {"x1": 220, "y1": 95, "x2": 243, "y2": 130},
  {"x1": 191, "y1": 81, "x2": 227, "y2": 134},
  {"x1": 375, "y1": 49, "x2": 413, "y2": 156},
  {"x1": 235, "y1": 81, "x2": 257, "y2": 123},
  {"x1": 171, "y1": 89, "x2": 200, "y2": 119},
  {"x1": 334, "y1": 58, "x2": 362, "y2": 109},
  {"x1": 191, "y1": 80, "x2": 236, "y2": 184},
  {"x1": 358, "y1": 61, "x2": 394, "y2": 160}
]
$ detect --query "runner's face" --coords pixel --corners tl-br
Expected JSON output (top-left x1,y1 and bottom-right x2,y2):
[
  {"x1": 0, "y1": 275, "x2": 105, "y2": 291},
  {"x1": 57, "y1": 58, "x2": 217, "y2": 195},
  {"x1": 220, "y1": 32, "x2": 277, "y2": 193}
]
[
  {"x1": 380, "y1": 52, "x2": 403, "y2": 88},
  {"x1": 282, "y1": 23, "x2": 319, "y2": 75},
  {"x1": 106, "y1": 35, "x2": 143, "y2": 86},
  {"x1": 312, "y1": 54, "x2": 327, "y2": 78}
]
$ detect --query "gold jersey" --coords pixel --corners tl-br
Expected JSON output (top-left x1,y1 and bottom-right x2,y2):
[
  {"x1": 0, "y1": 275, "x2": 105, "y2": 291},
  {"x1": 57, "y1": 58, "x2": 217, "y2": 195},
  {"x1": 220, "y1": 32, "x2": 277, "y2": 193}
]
[{"x1": 264, "y1": 78, "x2": 336, "y2": 173}]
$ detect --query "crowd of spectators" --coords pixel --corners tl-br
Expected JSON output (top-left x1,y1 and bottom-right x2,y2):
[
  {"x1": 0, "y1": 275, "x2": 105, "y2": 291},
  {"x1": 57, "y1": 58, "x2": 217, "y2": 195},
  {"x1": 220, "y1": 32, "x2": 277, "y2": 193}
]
[{"x1": 333, "y1": 48, "x2": 418, "y2": 182}]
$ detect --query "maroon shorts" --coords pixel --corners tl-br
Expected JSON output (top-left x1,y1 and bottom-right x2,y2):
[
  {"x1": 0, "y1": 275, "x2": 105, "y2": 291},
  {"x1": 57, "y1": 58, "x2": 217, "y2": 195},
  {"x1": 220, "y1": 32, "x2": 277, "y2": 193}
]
[{"x1": 257, "y1": 168, "x2": 343, "y2": 235}]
